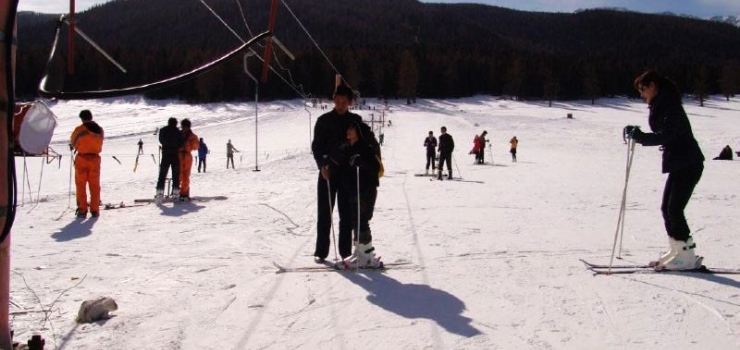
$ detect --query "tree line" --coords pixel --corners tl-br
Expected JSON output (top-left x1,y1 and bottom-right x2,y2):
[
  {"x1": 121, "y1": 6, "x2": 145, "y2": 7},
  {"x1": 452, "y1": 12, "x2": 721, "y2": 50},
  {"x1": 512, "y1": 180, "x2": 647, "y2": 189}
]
[{"x1": 16, "y1": 0, "x2": 740, "y2": 103}]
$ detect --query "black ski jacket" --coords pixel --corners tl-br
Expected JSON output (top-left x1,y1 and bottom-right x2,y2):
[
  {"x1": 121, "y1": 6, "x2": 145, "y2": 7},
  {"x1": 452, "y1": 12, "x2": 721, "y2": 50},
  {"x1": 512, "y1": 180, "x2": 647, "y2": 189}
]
[
  {"x1": 632, "y1": 91, "x2": 704, "y2": 173},
  {"x1": 438, "y1": 133, "x2": 455, "y2": 155},
  {"x1": 312, "y1": 109, "x2": 374, "y2": 169},
  {"x1": 159, "y1": 124, "x2": 184, "y2": 156}
]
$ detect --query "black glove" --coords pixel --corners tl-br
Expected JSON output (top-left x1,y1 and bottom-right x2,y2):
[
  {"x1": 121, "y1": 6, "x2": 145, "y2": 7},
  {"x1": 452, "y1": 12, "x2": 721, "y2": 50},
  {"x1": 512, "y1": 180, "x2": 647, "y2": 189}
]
[
  {"x1": 68, "y1": 143, "x2": 74, "y2": 151},
  {"x1": 623, "y1": 125, "x2": 641, "y2": 140}
]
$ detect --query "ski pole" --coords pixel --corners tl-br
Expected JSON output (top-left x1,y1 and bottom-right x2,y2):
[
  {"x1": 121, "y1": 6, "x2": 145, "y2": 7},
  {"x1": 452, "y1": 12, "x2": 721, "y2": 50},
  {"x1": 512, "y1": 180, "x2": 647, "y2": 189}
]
[
  {"x1": 356, "y1": 165, "x2": 361, "y2": 266},
  {"x1": 608, "y1": 137, "x2": 636, "y2": 271},
  {"x1": 326, "y1": 177, "x2": 339, "y2": 262},
  {"x1": 452, "y1": 153, "x2": 463, "y2": 179}
]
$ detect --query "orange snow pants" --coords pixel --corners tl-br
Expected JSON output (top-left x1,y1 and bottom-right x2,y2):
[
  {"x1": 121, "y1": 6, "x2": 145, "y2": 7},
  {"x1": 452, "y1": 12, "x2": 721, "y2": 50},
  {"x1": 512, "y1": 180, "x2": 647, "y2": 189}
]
[
  {"x1": 179, "y1": 153, "x2": 193, "y2": 197},
  {"x1": 75, "y1": 154, "x2": 101, "y2": 213}
]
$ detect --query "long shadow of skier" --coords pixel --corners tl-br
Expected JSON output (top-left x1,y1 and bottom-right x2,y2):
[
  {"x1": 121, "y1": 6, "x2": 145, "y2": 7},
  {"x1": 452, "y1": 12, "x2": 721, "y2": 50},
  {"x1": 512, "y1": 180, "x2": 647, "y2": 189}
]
[
  {"x1": 157, "y1": 202, "x2": 204, "y2": 217},
  {"x1": 52, "y1": 218, "x2": 98, "y2": 242},
  {"x1": 340, "y1": 271, "x2": 481, "y2": 337}
]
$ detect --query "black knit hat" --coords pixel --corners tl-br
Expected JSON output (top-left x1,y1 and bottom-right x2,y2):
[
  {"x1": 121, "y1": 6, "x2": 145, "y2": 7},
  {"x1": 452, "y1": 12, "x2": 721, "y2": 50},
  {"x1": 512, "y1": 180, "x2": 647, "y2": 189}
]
[
  {"x1": 79, "y1": 110, "x2": 93, "y2": 121},
  {"x1": 181, "y1": 118, "x2": 191, "y2": 128},
  {"x1": 167, "y1": 117, "x2": 177, "y2": 127}
]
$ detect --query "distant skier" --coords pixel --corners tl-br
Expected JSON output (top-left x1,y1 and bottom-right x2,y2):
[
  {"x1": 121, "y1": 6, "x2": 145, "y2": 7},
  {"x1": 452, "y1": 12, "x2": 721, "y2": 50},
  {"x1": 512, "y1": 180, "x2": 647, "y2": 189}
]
[
  {"x1": 437, "y1": 126, "x2": 455, "y2": 180},
  {"x1": 625, "y1": 70, "x2": 705, "y2": 270},
  {"x1": 137, "y1": 138, "x2": 144, "y2": 155},
  {"x1": 470, "y1": 134, "x2": 482, "y2": 163},
  {"x1": 226, "y1": 139, "x2": 239, "y2": 169},
  {"x1": 330, "y1": 121, "x2": 382, "y2": 268},
  {"x1": 70, "y1": 110, "x2": 104, "y2": 218},
  {"x1": 477, "y1": 131, "x2": 488, "y2": 164},
  {"x1": 155, "y1": 117, "x2": 184, "y2": 201},
  {"x1": 178, "y1": 119, "x2": 199, "y2": 201},
  {"x1": 510, "y1": 136, "x2": 518, "y2": 162},
  {"x1": 197, "y1": 138, "x2": 209, "y2": 173},
  {"x1": 423, "y1": 131, "x2": 437, "y2": 174}
]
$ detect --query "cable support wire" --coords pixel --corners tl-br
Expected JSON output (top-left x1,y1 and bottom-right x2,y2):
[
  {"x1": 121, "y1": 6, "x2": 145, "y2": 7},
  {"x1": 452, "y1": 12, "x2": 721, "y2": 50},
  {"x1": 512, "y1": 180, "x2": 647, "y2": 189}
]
[
  {"x1": 198, "y1": 0, "x2": 308, "y2": 99},
  {"x1": 280, "y1": 0, "x2": 351, "y2": 90}
]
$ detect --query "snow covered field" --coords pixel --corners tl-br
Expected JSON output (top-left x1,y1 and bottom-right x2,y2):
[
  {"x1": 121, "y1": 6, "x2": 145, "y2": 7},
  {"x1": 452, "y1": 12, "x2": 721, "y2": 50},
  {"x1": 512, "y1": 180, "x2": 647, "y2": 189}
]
[{"x1": 8, "y1": 95, "x2": 740, "y2": 349}]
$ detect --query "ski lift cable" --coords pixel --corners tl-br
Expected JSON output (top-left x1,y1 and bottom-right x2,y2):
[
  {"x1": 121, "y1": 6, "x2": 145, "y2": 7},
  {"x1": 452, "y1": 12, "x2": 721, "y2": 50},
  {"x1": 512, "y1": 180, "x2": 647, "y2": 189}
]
[
  {"x1": 198, "y1": 0, "x2": 307, "y2": 98},
  {"x1": 280, "y1": 0, "x2": 351, "y2": 90},
  {"x1": 38, "y1": 25, "x2": 273, "y2": 99},
  {"x1": 233, "y1": 0, "x2": 254, "y2": 38}
]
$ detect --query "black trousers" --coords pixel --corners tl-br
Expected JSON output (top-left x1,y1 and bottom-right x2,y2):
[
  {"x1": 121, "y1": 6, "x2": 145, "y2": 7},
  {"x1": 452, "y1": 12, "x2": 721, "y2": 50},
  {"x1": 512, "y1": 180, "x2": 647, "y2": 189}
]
[
  {"x1": 156, "y1": 153, "x2": 180, "y2": 190},
  {"x1": 661, "y1": 163, "x2": 703, "y2": 241},
  {"x1": 438, "y1": 152, "x2": 452, "y2": 173},
  {"x1": 478, "y1": 147, "x2": 485, "y2": 163},
  {"x1": 198, "y1": 158, "x2": 206, "y2": 173},
  {"x1": 315, "y1": 173, "x2": 353, "y2": 259},
  {"x1": 426, "y1": 150, "x2": 436, "y2": 170},
  {"x1": 350, "y1": 189, "x2": 377, "y2": 245},
  {"x1": 227, "y1": 155, "x2": 235, "y2": 169}
]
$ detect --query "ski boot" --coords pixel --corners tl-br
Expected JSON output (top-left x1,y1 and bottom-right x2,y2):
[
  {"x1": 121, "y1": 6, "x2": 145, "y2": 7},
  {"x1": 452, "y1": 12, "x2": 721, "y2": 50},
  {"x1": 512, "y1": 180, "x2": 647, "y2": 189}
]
[
  {"x1": 656, "y1": 237, "x2": 703, "y2": 271},
  {"x1": 154, "y1": 189, "x2": 164, "y2": 204},
  {"x1": 340, "y1": 243, "x2": 383, "y2": 269},
  {"x1": 649, "y1": 237, "x2": 678, "y2": 267},
  {"x1": 75, "y1": 208, "x2": 87, "y2": 219},
  {"x1": 171, "y1": 188, "x2": 180, "y2": 202}
]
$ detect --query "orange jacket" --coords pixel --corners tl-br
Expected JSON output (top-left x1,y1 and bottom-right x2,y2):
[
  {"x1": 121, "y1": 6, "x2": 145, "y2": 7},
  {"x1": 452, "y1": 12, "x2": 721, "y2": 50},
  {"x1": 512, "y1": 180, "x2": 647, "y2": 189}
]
[
  {"x1": 180, "y1": 130, "x2": 199, "y2": 154},
  {"x1": 71, "y1": 121, "x2": 104, "y2": 154}
]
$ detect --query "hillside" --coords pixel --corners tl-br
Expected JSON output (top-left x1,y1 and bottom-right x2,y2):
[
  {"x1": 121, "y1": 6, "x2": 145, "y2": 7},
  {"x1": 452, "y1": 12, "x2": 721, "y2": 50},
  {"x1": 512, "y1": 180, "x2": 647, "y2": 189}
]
[{"x1": 16, "y1": 0, "x2": 740, "y2": 101}]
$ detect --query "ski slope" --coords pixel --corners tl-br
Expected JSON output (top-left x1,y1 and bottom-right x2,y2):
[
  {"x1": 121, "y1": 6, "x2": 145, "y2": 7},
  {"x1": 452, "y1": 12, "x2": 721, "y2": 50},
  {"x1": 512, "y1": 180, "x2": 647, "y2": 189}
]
[{"x1": 9, "y1": 95, "x2": 740, "y2": 349}]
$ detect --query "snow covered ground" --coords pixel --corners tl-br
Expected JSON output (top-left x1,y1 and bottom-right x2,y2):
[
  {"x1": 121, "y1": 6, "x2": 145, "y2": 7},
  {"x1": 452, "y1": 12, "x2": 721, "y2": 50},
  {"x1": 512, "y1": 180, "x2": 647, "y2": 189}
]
[{"x1": 8, "y1": 95, "x2": 740, "y2": 349}]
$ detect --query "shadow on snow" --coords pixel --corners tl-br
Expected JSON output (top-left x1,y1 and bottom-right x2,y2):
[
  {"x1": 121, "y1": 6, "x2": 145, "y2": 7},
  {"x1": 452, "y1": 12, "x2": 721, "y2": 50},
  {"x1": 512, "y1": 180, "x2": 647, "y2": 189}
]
[{"x1": 340, "y1": 271, "x2": 481, "y2": 338}]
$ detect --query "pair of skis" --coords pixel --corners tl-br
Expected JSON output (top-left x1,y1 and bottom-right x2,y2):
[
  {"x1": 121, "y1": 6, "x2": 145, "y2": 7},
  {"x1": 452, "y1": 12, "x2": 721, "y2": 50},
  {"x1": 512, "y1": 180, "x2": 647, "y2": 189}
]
[
  {"x1": 272, "y1": 260, "x2": 413, "y2": 274},
  {"x1": 580, "y1": 259, "x2": 740, "y2": 275}
]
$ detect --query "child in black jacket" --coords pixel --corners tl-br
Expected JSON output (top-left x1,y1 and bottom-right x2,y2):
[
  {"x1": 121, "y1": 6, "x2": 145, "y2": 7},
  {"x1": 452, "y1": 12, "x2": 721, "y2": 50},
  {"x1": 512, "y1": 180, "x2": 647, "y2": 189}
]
[{"x1": 331, "y1": 121, "x2": 382, "y2": 268}]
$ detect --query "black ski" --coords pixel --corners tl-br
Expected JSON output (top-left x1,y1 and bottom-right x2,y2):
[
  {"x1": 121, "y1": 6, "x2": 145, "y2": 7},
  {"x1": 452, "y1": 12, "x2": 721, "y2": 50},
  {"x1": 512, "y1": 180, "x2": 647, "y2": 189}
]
[
  {"x1": 579, "y1": 259, "x2": 652, "y2": 269},
  {"x1": 134, "y1": 195, "x2": 227, "y2": 204},
  {"x1": 103, "y1": 202, "x2": 147, "y2": 210},
  {"x1": 272, "y1": 260, "x2": 413, "y2": 273},
  {"x1": 589, "y1": 266, "x2": 740, "y2": 275}
]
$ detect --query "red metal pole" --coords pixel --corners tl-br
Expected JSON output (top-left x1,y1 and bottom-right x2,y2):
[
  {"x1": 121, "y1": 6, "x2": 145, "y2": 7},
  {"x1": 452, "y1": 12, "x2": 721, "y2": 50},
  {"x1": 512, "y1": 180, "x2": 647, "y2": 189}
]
[
  {"x1": 260, "y1": 0, "x2": 279, "y2": 83},
  {"x1": 0, "y1": 1, "x2": 17, "y2": 348},
  {"x1": 68, "y1": 0, "x2": 75, "y2": 75}
]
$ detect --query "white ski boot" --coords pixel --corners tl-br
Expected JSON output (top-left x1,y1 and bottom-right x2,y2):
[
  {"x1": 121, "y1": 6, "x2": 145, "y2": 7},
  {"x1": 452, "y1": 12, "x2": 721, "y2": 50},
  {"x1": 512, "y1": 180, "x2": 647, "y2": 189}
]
[
  {"x1": 657, "y1": 237, "x2": 703, "y2": 271},
  {"x1": 171, "y1": 187, "x2": 180, "y2": 202},
  {"x1": 154, "y1": 189, "x2": 164, "y2": 204},
  {"x1": 649, "y1": 237, "x2": 678, "y2": 267},
  {"x1": 339, "y1": 242, "x2": 383, "y2": 269}
]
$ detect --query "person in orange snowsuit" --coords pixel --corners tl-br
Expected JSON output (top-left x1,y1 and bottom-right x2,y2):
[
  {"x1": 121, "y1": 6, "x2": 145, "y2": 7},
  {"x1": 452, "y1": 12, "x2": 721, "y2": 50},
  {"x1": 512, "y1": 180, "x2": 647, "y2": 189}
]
[
  {"x1": 70, "y1": 110, "x2": 104, "y2": 218},
  {"x1": 178, "y1": 119, "x2": 199, "y2": 201}
]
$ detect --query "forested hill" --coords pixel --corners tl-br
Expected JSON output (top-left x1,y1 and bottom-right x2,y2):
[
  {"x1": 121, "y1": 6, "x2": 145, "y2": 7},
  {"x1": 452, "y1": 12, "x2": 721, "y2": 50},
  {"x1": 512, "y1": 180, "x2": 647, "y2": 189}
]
[{"x1": 16, "y1": 0, "x2": 740, "y2": 102}]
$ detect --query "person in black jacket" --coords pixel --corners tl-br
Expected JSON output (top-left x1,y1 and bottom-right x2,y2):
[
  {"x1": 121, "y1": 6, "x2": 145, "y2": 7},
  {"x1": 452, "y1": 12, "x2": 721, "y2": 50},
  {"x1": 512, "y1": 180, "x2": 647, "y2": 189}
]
[
  {"x1": 156, "y1": 117, "x2": 184, "y2": 201},
  {"x1": 329, "y1": 121, "x2": 382, "y2": 268},
  {"x1": 437, "y1": 126, "x2": 455, "y2": 180},
  {"x1": 311, "y1": 85, "x2": 377, "y2": 262},
  {"x1": 625, "y1": 70, "x2": 705, "y2": 270},
  {"x1": 424, "y1": 131, "x2": 437, "y2": 174}
]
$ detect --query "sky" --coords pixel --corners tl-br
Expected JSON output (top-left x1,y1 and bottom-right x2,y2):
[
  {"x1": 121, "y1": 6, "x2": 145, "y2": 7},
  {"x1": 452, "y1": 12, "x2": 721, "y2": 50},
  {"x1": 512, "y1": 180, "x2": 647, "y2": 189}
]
[{"x1": 17, "y1": 0, "x2": 740, "y2": 18}]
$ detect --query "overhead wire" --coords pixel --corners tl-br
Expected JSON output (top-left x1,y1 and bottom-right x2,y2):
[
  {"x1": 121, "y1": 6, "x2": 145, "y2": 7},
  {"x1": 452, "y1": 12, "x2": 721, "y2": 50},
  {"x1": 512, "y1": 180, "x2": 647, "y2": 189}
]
[
  {"x1": 198, "y1": 0, "x2": 308, "y2": 98},
  {"x1": 280, "y1": 0, "x2": 351, "y2": 90}
]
